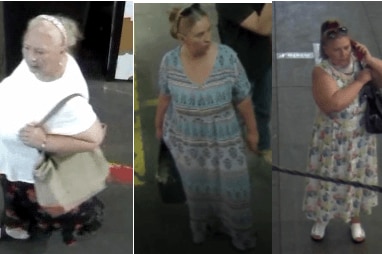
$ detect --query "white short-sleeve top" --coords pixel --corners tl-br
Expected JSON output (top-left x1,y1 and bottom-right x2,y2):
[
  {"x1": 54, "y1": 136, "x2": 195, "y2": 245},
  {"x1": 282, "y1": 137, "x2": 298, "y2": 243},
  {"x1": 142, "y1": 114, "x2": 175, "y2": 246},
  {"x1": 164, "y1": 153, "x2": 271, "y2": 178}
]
[{"x1": 0, "y1": 54, "x2": 97, "y2": 183}]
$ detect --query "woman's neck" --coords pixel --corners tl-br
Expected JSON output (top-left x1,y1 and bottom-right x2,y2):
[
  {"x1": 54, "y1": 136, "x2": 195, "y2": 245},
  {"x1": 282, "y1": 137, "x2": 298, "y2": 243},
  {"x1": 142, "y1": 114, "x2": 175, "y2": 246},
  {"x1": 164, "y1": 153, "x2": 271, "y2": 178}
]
[
  {"x1": 181, "y1": 43, "x2": 213, "y2": 61},
  {"x1": 330, "y1": 57, "x2": 354, "y2": 75}
]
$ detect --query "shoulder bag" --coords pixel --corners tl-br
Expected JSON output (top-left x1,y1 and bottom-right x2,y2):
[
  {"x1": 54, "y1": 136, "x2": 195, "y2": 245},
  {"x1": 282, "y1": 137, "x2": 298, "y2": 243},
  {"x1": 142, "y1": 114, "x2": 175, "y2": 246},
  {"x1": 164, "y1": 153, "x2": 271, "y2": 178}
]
[
  {"x1": 33, "y1": 94, "x2": 109, "y2": 216},
  {"x1": 359, "y1": 64, "x2": 382, "y2": 133}
]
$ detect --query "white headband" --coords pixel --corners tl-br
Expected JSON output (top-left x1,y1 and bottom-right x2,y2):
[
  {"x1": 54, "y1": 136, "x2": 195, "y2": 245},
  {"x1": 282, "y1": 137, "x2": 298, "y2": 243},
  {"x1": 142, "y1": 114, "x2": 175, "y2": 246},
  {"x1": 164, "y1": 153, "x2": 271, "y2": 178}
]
[{"x1": 37, "y1": 14, "x2": 67, "y2": 46}]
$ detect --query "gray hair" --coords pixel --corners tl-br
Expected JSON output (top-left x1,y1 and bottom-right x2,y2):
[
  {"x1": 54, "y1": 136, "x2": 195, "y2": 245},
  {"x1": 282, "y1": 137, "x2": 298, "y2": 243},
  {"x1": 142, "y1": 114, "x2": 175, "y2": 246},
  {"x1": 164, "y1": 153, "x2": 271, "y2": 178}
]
[{"x1": 26, "y1": 14, "x2": 83, "y2": 52}]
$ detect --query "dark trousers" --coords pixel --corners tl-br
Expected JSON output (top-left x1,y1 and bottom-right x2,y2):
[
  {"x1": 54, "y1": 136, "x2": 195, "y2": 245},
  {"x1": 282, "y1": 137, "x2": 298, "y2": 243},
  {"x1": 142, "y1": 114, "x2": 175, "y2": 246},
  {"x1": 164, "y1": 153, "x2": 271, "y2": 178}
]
[{"x1": 251, "y1": 66, "x2": 272, "y2": 150}]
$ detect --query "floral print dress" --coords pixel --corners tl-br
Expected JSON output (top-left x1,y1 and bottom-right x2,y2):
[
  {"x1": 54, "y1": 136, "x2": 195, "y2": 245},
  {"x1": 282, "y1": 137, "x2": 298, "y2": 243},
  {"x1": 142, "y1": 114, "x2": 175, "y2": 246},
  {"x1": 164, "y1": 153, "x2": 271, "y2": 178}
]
[
  {"x1": 1, "y1": 175, "x2": 104, "y2": 245},
  {"x1": 303, "y1": 57, "x2": 378, "y2": 223}
]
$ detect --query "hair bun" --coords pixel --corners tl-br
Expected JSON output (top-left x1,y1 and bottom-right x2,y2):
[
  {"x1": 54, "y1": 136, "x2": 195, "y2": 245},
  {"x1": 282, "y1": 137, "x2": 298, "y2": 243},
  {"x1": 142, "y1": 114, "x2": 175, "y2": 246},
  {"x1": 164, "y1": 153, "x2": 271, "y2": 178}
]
[
  {"x1": 321, "y1": 20, "x2": 340, "y2": 33},
  {"x1": 190, "y1": 3, "x2": 200, "y2": 10}
]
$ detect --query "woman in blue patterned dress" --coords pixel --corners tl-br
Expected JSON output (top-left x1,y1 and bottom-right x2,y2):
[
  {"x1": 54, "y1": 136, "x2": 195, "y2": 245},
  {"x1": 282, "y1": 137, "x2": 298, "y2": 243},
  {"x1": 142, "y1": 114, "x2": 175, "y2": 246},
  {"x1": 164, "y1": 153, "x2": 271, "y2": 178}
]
[
  {"x1": 155, "y1": 4, "x2": 259, "y2": 251},
  {"x1": 302, "y1": 20, "x2": 382, "y2": 243}
]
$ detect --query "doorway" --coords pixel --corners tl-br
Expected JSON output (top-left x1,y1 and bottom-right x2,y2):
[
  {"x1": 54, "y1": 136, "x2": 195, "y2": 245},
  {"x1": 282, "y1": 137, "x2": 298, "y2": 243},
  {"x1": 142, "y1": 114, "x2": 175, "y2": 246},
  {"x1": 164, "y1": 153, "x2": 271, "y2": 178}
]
[{"x1": 2, "y1": 1, "x2": 124, "y2": 80}]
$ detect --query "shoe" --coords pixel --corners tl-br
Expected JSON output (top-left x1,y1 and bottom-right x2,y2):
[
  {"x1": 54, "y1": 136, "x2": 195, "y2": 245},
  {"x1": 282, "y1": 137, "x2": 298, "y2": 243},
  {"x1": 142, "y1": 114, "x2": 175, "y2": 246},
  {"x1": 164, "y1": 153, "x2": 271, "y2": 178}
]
[
  {"x1": 5, "y1": 227, "x2": 30, "y2": 240},
  {"x1": 260, "y1": 150, "x2": 272, "y2": 164},
  {"x1": 351, "y1": 223, "x2": 365, "y2": 243},
  {"x1": 311, "y1": 222, "x2": 327, "y2": 241}
]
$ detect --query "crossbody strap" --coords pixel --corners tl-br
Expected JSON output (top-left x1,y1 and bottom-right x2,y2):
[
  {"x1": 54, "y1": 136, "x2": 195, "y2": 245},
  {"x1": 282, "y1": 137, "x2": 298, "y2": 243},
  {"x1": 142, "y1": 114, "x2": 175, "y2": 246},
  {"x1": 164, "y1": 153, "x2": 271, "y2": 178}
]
[{"x1": 39, "y1": 93, "x2": 83, "y2": 125}]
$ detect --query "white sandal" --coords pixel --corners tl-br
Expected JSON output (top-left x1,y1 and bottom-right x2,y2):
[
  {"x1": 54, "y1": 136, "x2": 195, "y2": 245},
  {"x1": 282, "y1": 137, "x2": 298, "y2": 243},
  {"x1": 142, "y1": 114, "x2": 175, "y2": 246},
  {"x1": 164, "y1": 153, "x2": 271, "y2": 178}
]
[
  {"x1": 351, "y1": 223, "x2": 365, "y2": 243},
  {"x1": 311, "y1": 222, "x2": 327, "y2": 241},
  {"x1": 4, "y1": 227, "x2": 30, "y2": 240}
]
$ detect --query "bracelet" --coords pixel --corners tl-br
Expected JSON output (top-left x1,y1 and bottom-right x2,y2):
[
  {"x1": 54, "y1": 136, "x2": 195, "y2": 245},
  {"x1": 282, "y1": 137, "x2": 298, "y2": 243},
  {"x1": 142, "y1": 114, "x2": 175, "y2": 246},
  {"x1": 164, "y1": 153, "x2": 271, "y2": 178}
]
[{"x1": 41, "y1": 136, "x2": 47, "y2": 150}]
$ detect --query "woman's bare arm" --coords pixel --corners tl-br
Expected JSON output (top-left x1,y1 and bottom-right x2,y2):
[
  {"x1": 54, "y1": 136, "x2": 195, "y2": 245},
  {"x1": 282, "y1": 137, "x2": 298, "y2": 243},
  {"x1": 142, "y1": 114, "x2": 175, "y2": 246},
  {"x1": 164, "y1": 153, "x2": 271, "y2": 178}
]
[
  {"x1": 155, "y1": 94, "x2": 171, "y2": 139},
  {"x1": 312, "y1": 66, "x2": 371, "y2": 114},
  {"x1": 235, "y1": 97, "x2": 259, "y2": 153},
  {"x1": 240, "y1": 3, "x2": 272, "y2": 36},
  {"x1": 19, "y1": 119, "x2": 106, "y2": 153}
]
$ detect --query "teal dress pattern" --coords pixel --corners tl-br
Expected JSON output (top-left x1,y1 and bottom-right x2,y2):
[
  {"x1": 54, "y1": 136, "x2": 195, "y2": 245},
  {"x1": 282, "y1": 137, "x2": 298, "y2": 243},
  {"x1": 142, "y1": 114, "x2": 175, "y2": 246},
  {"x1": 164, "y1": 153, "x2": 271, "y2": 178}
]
[
  {"x1": 303, "y1": 57, "x2": 378, "y2": 223},
  {"x1": 159, "y1": 44, "x2": 255, "y2": 244}
]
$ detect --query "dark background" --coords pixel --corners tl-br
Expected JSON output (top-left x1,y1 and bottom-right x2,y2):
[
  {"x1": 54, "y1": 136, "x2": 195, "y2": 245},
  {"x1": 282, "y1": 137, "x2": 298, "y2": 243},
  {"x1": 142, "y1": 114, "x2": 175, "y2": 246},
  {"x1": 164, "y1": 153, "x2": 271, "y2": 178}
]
[{"x1": 2, "y1": 1, "x2": 125, "y2": 80}]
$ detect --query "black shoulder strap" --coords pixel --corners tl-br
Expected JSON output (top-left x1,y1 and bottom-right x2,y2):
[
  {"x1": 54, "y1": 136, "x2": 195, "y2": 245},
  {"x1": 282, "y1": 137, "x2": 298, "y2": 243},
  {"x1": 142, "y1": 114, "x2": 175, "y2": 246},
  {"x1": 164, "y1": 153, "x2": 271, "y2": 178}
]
[
  {"x1": 39, "y1": 93, "x2": 83, "y2": 125},
  {"x1": 359, "y1": 62, "x2": 363, "y2": 70}
]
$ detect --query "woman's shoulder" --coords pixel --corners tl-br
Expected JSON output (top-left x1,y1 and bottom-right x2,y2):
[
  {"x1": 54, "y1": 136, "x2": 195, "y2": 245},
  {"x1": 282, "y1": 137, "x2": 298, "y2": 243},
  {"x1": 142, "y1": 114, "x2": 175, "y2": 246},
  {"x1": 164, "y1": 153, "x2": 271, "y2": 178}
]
[
  {"x1": 216, "y1": 44, "x2": 243, "y2": 66},
  {"x1": 66, "y1": 54, "x2": 84, "y2": 74},
  {"x1": 217, "y1": 44, "x2": 237, "y2": 56},
  {"x1": 61, "y1": 54, "x2": 89, "y2": 97},
  {"x1": 160, "y1": 46, "x2": 181, "y2": 67},
  {"x1": 313, "y1": 60, "x2": 334, "y2": 76},
  {"x1": 0, "y1": 60, "x2": 33, "y2": 89},
  {"x1": 162, "y1": 47, "x2": 180, "y2": 60},
  {"x1": 316, "y1": 59, "x2": 331, "y2": 69}
]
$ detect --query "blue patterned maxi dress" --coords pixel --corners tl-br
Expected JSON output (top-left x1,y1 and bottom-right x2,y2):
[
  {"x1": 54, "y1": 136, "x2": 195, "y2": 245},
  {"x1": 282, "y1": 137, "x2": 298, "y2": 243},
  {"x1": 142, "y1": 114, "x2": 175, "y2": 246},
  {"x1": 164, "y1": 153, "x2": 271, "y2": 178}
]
[
  {"x1": 303, "y1": 57, "x2": 378, "y2": 223},
  {"x1": 159, "y1": 44, "x2": 255, "y2": 244}
]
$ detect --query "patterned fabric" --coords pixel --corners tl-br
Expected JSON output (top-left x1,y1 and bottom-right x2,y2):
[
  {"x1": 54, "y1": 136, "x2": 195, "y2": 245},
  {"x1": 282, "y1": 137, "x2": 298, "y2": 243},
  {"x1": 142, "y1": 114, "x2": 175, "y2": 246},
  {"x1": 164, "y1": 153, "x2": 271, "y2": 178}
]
[
  {"x1": 159, "y1": 44, "x2": 255, "y2": 246},
  {"x1": 1, "y1": 175, "x2": 104, "y2": 245},
  {"x1": 303, "y1": 57, "x2": 378, "y2": 223}
]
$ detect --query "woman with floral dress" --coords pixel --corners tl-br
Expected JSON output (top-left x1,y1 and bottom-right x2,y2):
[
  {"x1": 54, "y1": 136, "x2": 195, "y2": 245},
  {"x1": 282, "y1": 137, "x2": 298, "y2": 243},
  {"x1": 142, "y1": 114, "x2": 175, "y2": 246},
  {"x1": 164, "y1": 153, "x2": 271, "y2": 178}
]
[
  {"x1": 155, "y1": 4, "x2": 259, "y2": 252},
  {"x1": 303, "y1": 20, "x2": 382, "y2": 243}
]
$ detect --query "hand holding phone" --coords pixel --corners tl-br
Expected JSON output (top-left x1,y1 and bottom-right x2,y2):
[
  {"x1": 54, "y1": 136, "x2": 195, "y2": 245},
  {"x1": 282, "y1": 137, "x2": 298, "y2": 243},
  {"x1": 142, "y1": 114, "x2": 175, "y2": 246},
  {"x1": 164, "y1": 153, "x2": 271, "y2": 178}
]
[{"x1": 351, "y1": 40, "x2": 366, "y2": 61}]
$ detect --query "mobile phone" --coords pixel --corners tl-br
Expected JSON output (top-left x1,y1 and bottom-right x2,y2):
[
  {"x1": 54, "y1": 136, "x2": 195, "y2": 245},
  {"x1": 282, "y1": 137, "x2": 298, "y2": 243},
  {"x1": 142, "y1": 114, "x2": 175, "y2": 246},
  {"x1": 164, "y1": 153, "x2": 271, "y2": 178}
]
[{"x1": 351, "y1": 40, "x2": 365, "y2": 61}]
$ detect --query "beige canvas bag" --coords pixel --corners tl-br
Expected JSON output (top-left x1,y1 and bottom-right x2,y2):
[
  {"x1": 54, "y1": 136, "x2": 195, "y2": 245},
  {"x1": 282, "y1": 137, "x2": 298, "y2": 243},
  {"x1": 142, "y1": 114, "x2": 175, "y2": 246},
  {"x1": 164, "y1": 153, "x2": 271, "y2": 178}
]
[{"x1": 33, "y1": 94, "x2": 109, "y2": 217}]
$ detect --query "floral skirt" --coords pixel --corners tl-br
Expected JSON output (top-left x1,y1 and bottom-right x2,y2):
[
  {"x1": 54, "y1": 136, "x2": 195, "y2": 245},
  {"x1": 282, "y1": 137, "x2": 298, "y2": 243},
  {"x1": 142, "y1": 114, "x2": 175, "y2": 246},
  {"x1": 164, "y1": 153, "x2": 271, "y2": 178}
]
[
  {"x1": 302, "y1": 119, "x2": 378, "y2": 223},
  {"x1": 0, "y1": 174, "x2": 104, "y2": 244}
]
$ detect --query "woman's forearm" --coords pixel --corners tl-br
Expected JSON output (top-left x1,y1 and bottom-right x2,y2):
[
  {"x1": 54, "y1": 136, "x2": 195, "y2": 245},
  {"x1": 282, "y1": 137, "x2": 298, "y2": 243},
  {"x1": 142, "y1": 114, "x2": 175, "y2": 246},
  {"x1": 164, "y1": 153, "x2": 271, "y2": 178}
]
[
  {"x1": 43, "y1": 134, "x2": 100, "y2": 154},
  {"x1": 236, "y1": 97, "x2": 258, "y2": 134},
  {"x1": 257, "y1": 3, "x2": 272, "y2": 36},
  {"x1": 155, "y1": 94, "x2": 171, "y2": 129},
  {"x1": 43, "y1": 120, "x2": 106, "y2": 154},
  {"x1": 240, "y1": 4, "x2": 272, "y2": 36}
]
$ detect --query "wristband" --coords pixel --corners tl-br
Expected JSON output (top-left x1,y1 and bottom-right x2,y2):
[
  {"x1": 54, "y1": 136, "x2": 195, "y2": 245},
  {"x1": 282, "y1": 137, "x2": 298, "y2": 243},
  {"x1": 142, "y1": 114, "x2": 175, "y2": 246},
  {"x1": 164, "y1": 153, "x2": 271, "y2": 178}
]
[{"x1": 41, "y1": 136, "x2": 47, "y2": 150}]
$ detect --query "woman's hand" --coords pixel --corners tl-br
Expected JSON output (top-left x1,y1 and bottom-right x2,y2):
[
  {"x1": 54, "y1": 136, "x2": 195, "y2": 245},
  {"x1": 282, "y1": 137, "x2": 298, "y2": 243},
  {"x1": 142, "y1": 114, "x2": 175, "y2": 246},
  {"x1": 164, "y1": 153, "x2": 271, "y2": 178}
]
[
  {"x1": 246, "y1": 130, "x2": 259, "y2": 154},
  {"x1": 19, "y1": 122, "x2": 47, "y2": 149},
  {"x1": 352, "y1": 41, "x2": 372, "y2": 64},
  {"x1": 356, "y1": 68, "x2": 372, "y2": 84},
  {"x1": 156, "y1": 127, "x2": 163, "y2": 140}
]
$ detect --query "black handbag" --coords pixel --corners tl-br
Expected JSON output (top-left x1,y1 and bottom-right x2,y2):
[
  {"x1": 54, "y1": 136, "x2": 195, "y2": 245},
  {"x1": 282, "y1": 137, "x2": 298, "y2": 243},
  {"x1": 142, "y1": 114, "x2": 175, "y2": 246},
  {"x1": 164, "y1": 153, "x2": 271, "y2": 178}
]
[
  {"x1": 358, "y1": 57, "x2": 382, "y2": 134},
  {"x1": 156, "y1": 140, "x2": 186, "y2": 204},
  {"x1": 361, "y1": 81, "x2": 382, "y2": 133}
]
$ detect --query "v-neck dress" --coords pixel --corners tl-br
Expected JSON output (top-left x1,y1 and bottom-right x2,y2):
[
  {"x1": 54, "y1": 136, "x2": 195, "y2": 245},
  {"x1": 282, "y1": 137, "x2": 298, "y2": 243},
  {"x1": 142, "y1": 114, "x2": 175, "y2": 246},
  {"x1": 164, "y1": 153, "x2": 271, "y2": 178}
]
[{"x1": 159, "y1": 44, "x2": 255, "y2": 243}]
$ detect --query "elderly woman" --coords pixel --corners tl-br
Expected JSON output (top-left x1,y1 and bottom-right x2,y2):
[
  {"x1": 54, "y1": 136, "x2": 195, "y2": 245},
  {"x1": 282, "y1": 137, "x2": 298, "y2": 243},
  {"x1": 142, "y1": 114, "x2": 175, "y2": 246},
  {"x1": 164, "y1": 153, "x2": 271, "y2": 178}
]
[
  {"x1": 303, "y1": 20, "x2": 382, "y2": 243},
  {"x1": 155, "y1": 4, "x2": 258, "y2": 251},
  {"x1": 0, "y1": 14, "x2": 105, "y2": 244}
]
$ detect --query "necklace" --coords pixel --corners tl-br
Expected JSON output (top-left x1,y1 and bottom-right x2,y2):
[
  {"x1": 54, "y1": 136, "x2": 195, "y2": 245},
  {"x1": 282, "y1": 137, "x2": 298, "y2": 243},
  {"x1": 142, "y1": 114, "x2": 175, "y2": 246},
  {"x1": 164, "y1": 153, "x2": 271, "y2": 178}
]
[{"x1": 331, "y1": 60, "x2": 355, "y2": 75}]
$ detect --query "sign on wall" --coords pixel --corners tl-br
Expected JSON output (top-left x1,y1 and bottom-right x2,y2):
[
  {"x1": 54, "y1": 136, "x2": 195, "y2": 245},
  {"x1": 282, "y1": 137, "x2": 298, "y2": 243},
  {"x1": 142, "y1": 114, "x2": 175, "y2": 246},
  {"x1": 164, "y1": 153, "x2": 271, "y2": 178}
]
[{"x1": 115, "y1": 1, "x2": 133, "y2": 80}]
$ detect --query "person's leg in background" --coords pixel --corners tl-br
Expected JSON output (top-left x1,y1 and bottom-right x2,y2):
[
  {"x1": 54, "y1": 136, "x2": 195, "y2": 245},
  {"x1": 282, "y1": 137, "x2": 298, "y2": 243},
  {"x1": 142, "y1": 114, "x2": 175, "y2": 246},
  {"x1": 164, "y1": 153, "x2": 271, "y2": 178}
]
[{"x1": 251, "y1": 65, "x2": 272, "y2": 162}]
